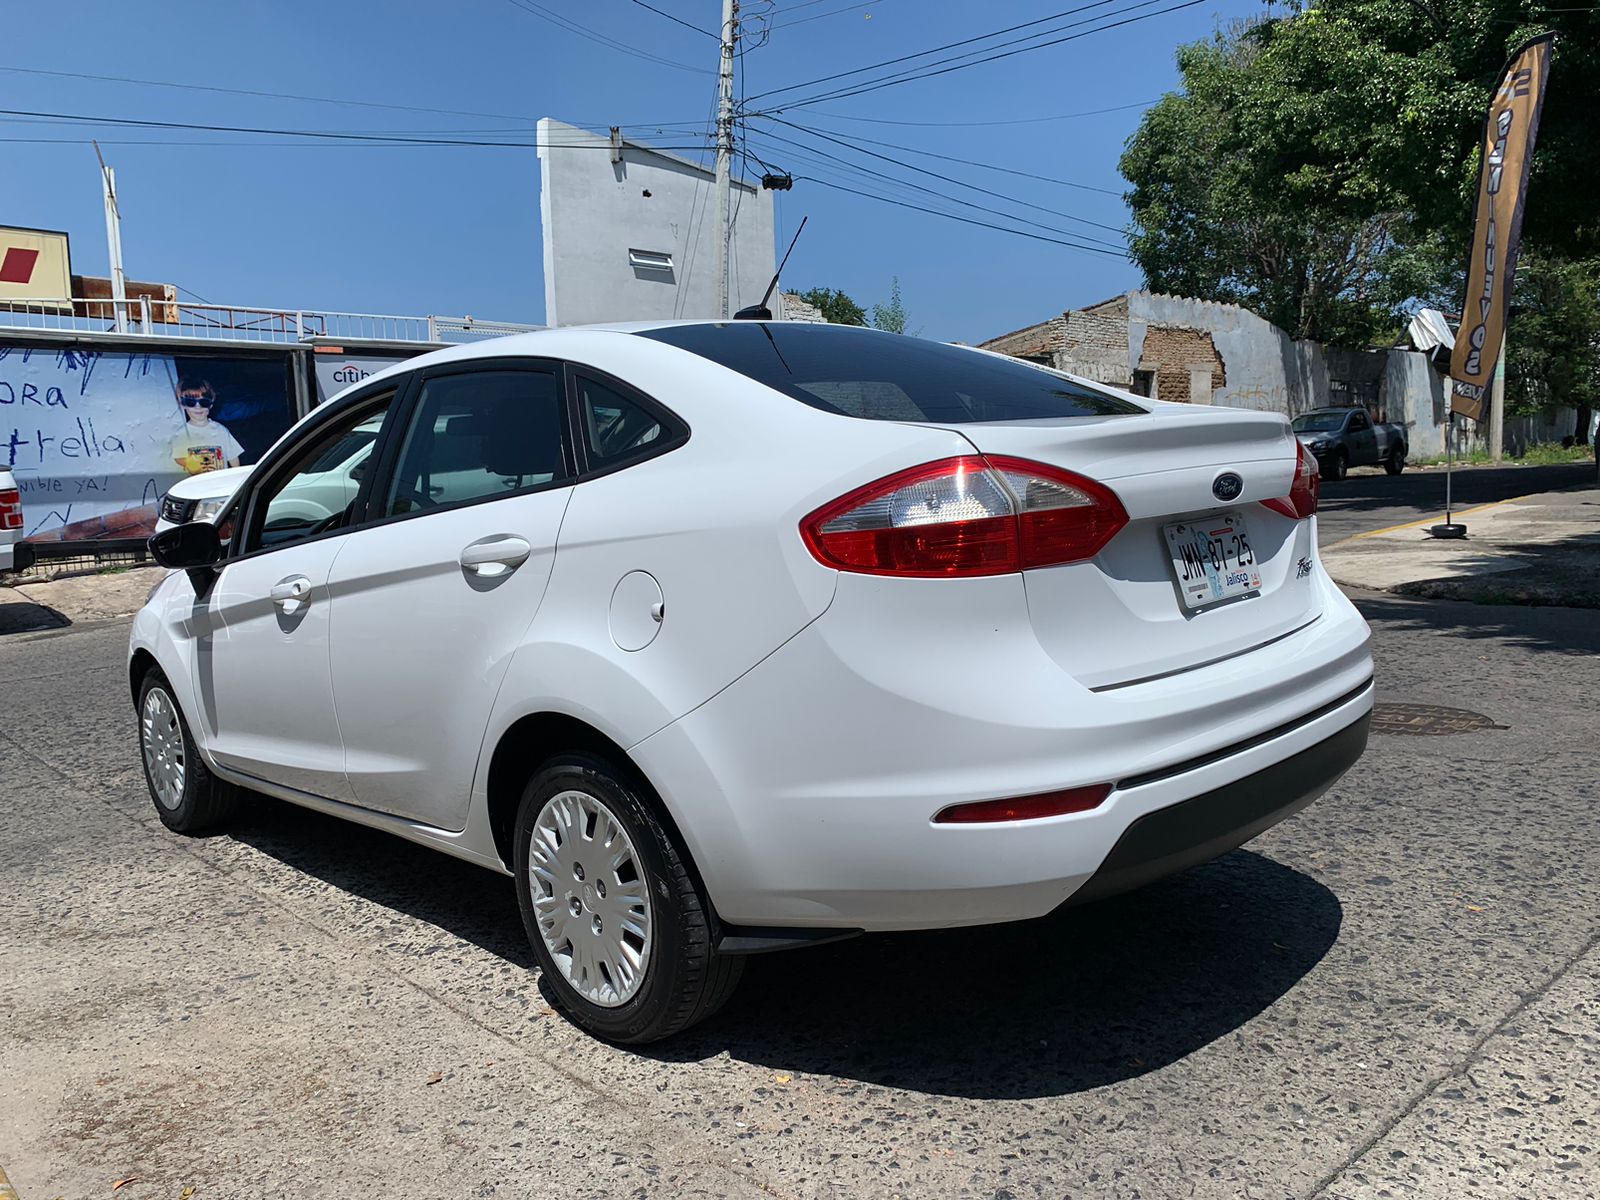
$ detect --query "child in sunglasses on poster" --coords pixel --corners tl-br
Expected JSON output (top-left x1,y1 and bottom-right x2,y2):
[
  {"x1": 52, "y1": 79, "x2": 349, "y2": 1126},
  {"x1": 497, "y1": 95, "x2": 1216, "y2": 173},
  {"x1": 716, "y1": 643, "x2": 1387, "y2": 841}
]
[{"x1": 170, "y1": 378, "x2": 244, "y2": 475}]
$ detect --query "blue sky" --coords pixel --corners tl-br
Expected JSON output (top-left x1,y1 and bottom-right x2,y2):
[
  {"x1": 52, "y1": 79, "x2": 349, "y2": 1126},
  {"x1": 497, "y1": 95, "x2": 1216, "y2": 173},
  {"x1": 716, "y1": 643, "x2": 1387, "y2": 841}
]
[{"x1": 3, "y1": 0, "x2": 1260, "y2": 344}]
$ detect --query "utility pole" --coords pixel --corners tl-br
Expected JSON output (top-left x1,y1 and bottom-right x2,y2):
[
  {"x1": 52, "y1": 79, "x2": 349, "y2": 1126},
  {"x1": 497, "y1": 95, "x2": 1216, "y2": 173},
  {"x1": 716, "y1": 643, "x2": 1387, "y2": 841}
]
[
  {"x1": 713, "y1": 0, "x2": 738, "y2": 320},
  {"x1": 93, "y1": 142, "x2": 128, "y2": 334},
  {"x1": 1488, "y1": 329, "x2": 1507, "y2": 462}
]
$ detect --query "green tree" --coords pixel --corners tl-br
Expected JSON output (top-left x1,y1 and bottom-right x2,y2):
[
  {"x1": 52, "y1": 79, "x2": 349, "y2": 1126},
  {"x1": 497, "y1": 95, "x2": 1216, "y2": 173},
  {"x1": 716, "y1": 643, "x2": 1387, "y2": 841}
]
[
  {"x1": 1506, "y1": 254, "x2": 1600, "y2": 442},
  {"x1": 1121, "y1": 2, "x2": 1600, "y2": 352},
  {"x1": 793, "y1": 286, "x2": 867, "y2": 325},
  {"x1": 870, "y1": 277, "x2": 909, "y2": 334}
]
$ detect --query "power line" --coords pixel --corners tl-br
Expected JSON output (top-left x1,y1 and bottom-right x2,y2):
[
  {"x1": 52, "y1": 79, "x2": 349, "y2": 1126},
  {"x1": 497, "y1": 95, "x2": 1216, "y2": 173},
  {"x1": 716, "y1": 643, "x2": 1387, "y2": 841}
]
[
  {"x1": 802, "y1": 98, "x2": 1158, "y2": 128},
  {"x1": 763, "y1": 0, "x2": 1204, "y2": 112},
  {"x1": 747, "y1": 126, "x2": 1127, "y2": 248},
  {"x1": 758, "y1": 117, "x2": 1128, "y2": 232},
  {"x1": 799, "y1": 175, "x2": 1130, "y2": 258},
  {"x1": 771, "y1": 1, "x2": 885, "y2": 29},
  {"x1": 764, "y1": 116, "x2": 1126, "y2": 196},
  {"x1": 501, "y1": 0, "x2": 712, "y2": 74},
  {"x1": 627, "y1": 0, "x2": 718, "y2": 38},
  {"x1": 0, "y1": 107, "x2": 713, "y2": 151},
  {"x1": 0, "y1": 63, "x2": 700, "y2": 130},
  {"x1": 0, "y1": 62, "x2": 703, "y2": 129},
  {"x1": 746, "y1": 0, "x2": 1123, "y2": 103}
]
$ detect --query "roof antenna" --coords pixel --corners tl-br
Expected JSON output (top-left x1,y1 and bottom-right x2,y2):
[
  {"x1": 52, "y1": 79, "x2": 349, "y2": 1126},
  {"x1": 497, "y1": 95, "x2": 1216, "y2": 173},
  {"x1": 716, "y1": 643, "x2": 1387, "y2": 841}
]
[{"x1": 734, "y1": 216, "x2": 807, "y2": 321}]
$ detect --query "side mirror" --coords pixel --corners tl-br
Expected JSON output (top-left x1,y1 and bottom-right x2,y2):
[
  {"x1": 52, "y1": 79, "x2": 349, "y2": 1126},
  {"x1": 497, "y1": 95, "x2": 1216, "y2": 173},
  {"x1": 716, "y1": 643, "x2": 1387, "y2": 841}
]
[{"x1": 149, "y1": 520, "x2": 223, "y2": 570}]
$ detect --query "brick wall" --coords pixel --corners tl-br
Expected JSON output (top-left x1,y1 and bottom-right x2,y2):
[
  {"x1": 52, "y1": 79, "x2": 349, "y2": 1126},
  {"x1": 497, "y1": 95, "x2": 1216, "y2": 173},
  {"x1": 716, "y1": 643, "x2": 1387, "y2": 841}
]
[
  {"x1": 779, "y1": 292, "x2": 828, "y2": 323},
  {"x1": 1056, "y1": 310, "x2": 1130, "y2": 385},
  {"x1": 1138, "y1": 325, "x2": 1226, "y2": 402}
]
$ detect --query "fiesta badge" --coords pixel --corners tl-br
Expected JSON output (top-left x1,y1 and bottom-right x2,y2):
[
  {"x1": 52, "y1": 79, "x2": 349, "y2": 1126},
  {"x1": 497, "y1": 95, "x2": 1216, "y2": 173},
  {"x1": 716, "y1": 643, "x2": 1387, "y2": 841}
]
[{"x1": 1212, "y1": 471, "x2": 1244, "y2": 502}]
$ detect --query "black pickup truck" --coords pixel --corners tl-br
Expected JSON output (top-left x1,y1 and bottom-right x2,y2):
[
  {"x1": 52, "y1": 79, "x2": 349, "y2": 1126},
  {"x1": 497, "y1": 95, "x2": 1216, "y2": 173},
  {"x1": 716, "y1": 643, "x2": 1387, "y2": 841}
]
[{"x1": 1291, "y1": 407, "x2": 1408, "y2": 480}]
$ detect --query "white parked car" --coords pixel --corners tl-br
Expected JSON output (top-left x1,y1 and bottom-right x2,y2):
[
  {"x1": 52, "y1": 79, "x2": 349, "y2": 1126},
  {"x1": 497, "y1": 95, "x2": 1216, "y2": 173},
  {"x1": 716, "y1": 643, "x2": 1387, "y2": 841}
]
[
  {"x1": 155, "y1": 465, "x2": 253, "y2": 533},
  {"x1": 1, "y1": 466, "x2": 28, "y2": 573},
  {"x1": 131, "y1": 322, "x2": 1372, "y2": 1043}
]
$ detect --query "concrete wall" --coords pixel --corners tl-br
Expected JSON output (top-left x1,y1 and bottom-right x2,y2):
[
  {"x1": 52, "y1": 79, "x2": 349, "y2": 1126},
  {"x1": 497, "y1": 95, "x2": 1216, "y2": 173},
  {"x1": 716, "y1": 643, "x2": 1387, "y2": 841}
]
[{"x1": 537, "y1": 119, "x2": 776, "y2": 326}]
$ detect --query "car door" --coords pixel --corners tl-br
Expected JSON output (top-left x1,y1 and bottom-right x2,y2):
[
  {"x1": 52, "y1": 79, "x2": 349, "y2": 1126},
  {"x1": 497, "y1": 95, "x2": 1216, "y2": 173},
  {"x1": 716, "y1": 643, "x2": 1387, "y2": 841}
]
[
  {"x1": 326, "y1": 361, "x2": 574, "y2": 829},
  {"x1": 1347, "y1": 409, "x2": 1377, "y2": 464},
  {"x1": 191, "y1": 389, "x2": 398, "y2": 800}
]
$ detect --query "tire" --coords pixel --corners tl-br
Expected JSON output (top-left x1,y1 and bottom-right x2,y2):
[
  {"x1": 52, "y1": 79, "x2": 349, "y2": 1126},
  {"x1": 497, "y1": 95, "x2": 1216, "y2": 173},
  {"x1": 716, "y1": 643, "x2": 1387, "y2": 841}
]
[
  {"x1": 513, "y1": 752, "x2": 742, "y2": 1044},
  {"x1": 1327, "y1": 450, "x2": 1348, "y2": 481},
  {"x1": 136, "y1": 668, "x2": 240, "y2": 834},
  {"x1": 1385, "y1": 448, "x2": 1405, "y2": 475}
]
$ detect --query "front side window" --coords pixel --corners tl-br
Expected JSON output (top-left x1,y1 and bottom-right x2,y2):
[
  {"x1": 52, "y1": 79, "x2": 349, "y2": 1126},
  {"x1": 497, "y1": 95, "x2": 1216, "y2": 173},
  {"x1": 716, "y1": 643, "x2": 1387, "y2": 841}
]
[
  {"x1": 247, "y1": 394, "x2": 394, "y2": 553},
  {"x1": 634, "y1": 323, "x2": 1146, "y2": 423},
  {"x1": 384, "y1": 369, "x2": 568, "y2": 517}
]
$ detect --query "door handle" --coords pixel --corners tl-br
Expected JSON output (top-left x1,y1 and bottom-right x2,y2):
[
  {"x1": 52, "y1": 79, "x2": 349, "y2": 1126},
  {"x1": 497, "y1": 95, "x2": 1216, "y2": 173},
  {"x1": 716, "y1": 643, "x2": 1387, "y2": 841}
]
[
  {"x1": 270, "y1": 575, "x2": 313, "y2": 611},
  {"x1": 459, "y1": 534, "x2": 533, "y2": 578}
]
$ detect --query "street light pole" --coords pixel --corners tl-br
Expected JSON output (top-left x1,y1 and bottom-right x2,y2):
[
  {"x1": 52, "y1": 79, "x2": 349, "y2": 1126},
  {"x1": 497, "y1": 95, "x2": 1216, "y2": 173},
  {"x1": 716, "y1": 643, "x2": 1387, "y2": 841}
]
[
  {"x1": 713, "y1": 0, "x2": 738, "y2": 320},
  {"x1": 94, "y1": 142, "x2": 128, "y2": 334}
]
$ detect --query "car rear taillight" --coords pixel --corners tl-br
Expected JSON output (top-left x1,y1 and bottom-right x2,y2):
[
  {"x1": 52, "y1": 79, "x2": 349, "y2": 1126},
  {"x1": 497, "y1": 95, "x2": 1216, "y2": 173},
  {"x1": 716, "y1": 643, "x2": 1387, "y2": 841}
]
[
  {"x1": 1260, "y1": 442, "x2": 1320, "y2": 520},
  {"x1": 801, "y1": 456, "x2": 1127, "y2": 577},
  {"x1": 934, "y1": 783, "x2": 1112, "y2": 824},
  {"x1": 0, "y1": 487, "x2": 22, "y2": 531}
]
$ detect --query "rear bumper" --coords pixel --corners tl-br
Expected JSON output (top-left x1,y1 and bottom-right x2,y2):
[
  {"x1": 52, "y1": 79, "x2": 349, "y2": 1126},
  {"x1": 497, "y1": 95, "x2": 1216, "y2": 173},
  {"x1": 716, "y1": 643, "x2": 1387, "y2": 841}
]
[
  {"x1": 634, "y1": 568, "x2": 1373, "y2": 931},
  {"x1": 1070, "y1": 703, "x2": 1369, "y2": 905},
  {"x1": 0, "y1": 539, "x2": 32, "y2": 574}
]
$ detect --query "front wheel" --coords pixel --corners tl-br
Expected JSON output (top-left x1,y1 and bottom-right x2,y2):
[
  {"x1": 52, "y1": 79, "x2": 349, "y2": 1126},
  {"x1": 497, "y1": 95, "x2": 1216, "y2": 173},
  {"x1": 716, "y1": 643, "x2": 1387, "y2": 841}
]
[
  {"x1": 136, "y1": 668, "x2": 240, "y2": 833},
  {"x1": 1384, "y1": 448, "x2": 1405, "y2": 475},
  {"x1": 1326, "y1": 450, "x2": 1348, "y2": 481},
  {"x1": 513, "y1": 753, "x2": 742, "y2": 1043}
]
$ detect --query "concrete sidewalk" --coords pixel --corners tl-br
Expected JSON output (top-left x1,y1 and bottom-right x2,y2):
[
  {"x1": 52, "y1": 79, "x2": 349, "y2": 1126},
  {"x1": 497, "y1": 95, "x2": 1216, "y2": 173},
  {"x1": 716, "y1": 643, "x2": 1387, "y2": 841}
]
[{"x1": 1322, "y1": 486, "x2": 1600, "y2": 608}]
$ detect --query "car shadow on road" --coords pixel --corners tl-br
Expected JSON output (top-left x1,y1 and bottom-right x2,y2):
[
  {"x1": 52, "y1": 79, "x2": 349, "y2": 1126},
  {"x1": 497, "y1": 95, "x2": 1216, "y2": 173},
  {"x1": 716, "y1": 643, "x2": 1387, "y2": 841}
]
[
  {"x1": 1319, "y1": 461, "x2": 1594, "y2": 520},
  {"x1": 653, "y1": 849, "x2": 1341, "y2": 1099},
  {"x1": 232, "y1": 800, "x2": 1340, "y2": 1100}
]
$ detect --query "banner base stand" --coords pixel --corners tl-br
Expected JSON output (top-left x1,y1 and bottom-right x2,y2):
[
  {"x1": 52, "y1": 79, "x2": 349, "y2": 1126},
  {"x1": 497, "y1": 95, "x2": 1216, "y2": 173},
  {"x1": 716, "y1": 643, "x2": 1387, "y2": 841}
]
[{"x1": 1428, "y1": 523, "x2": 1469, "y2": 540}]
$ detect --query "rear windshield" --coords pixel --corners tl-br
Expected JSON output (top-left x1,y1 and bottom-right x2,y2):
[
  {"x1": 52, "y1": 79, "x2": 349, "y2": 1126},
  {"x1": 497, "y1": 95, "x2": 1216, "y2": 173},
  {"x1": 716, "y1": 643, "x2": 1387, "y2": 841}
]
[{"x1": 635, "y1": 323, "x2": 1145, "y2": 423}]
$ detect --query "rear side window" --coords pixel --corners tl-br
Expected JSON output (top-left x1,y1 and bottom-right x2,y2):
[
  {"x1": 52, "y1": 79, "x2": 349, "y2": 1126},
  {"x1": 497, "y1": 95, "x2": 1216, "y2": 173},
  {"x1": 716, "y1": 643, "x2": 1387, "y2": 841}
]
[
  {"x1": 573, "y1": 372, "x2": 686, "y2": 470},
  {"x1": 384, "y1": 369, "x2": 568, "y2": 516},
  {"x1": 635, "y1": 323, "x2": 1145, "y2": 423}
]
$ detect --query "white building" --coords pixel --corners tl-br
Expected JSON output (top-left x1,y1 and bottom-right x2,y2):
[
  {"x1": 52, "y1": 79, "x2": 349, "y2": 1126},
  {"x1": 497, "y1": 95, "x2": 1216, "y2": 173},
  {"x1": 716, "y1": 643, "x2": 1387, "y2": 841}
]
[{"x1": 536, "y1": 119, "x2": 778, "y2": 326}]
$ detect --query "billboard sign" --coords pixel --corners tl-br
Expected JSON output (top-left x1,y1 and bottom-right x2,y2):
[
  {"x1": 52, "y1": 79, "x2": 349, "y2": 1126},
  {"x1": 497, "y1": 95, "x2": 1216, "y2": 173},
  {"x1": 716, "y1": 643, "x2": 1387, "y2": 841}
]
[
  {"x1": 0, "y1": 227, "x2": 73, "y2": 314},
  {"x1": 312, "y1": 352, "x2": 412, "y2": 404},
  {"x1": 2, "y1": 345, "x2": 295, "y2": 542}
]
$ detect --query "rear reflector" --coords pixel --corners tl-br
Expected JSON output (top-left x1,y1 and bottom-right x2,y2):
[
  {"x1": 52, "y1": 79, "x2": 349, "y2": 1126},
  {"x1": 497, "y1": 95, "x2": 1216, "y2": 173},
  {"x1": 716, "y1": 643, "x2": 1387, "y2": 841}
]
[
  {"x1": 933, "y1": 784, "x2": 1112, "y2": 824},
  {"x1": 1260, "y1": 442, "x2": 1320, "y2": 520},
  {"x1": 802, "y1": 456, "x2": 1128, "y2": 577},
  {"x1": 0, "y1": 487, "x2": 22, "y2": 531}
]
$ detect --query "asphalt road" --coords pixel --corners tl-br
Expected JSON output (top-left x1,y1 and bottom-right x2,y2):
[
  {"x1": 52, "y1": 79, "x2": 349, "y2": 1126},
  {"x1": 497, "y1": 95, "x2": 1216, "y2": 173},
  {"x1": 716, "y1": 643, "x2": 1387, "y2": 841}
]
[
  {"x1": 2, "y1": 595, "x2": 1597, "y2": 1196},
  {"x1": 1315, "y1": 460, "x2": 1597, "y2": 545}
]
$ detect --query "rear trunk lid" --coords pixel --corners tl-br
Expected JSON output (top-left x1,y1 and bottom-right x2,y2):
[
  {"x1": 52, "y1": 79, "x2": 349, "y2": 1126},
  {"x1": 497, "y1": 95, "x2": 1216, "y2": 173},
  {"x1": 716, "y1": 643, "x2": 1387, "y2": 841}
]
[{"x1": 945, "y1": 406, "x2": 1321, "y2": 690}]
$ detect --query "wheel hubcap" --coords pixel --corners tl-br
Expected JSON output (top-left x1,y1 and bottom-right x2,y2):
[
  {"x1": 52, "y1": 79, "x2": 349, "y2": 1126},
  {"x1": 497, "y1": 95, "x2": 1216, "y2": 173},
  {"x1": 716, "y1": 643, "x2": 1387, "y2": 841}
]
[
  {"x1": 140, "y1": 687, "x2": 186, "y2": 810},
  {"x1": 528, "y1": 789, "x2": 653, "y2": 1007}
]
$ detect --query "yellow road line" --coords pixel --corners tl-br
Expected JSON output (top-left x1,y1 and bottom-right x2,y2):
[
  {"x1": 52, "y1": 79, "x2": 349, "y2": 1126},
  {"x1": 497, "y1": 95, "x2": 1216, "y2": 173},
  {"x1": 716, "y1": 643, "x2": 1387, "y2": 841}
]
[
  {"x1": 1335, "y1": 493, "x2": 1541, "y2": 545},
  {"x1": 0, "y1": 1161, "x2": 18, "y2": 1200}
]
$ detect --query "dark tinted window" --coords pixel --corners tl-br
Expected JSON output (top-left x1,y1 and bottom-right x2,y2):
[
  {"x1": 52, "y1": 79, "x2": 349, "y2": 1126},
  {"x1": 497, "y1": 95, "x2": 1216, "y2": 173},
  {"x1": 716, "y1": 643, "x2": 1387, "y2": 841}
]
[
  {"x1": 385, "y1": 370, "x2": 568, "y2": 516},
  {"x1": 576, "y1": 374, "x2": 668, "y2": 466},
  {"x1": 635, "y1": 323, "x2": 1145, "y2": 423}
]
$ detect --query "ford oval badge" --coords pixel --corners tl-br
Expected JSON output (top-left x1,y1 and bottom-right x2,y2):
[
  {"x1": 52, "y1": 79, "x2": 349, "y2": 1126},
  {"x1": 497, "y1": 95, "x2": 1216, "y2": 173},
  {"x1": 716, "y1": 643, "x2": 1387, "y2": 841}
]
[{"x1": 1212, "y1": 472, "x2": 1244, "y2": 502}]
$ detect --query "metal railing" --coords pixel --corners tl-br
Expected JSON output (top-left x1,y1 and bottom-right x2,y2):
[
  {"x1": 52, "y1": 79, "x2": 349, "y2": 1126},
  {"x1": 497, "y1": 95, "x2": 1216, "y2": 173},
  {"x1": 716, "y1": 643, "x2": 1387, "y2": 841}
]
[{"x1": 0, "y1": 298, "x2": 542, "y2": 346}]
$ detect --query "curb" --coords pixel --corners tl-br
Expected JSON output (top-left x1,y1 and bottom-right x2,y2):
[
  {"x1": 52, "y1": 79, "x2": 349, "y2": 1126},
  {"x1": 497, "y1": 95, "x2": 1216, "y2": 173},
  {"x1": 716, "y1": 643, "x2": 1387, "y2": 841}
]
[{"x1": 1323, "y1": 492, "x2": 1541, "y2": 550}]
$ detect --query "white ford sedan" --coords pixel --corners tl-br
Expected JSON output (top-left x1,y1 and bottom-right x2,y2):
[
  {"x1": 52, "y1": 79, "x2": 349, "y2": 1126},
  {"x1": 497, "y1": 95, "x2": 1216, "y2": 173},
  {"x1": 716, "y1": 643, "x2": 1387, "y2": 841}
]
[{"x1": 132, "y1": 321, "x2": 1372, "y2": 1043}]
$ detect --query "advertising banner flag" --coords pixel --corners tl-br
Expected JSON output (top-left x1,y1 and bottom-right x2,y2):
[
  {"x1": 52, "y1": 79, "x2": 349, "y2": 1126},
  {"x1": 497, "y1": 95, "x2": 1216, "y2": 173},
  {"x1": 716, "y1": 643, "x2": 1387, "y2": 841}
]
[{"x1": 1450, "y1": 33, "x2": 1556, "y2": 421}]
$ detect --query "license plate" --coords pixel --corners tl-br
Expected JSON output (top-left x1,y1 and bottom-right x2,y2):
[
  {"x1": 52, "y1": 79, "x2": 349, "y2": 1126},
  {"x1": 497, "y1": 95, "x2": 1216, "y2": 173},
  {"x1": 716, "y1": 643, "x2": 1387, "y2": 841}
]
[{"x1": 1164, "y1": 512, "x2": 1261, "y2": 609}]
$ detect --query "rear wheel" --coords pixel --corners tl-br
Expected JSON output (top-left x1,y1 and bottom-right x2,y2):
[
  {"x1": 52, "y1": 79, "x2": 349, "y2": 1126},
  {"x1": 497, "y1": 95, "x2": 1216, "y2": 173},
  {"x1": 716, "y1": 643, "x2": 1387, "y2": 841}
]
[
  {"x1": 1385, "y1": 447, "x2": 1405, "y2": 475},
  {"x1": 513, "y1": 752, "x2": 741, "y2": 1043},
  {"x1": 1327, "y1": 449, "x2": 1348, "y2": 481},
  {"x1": 137, "y1": 668, "x2": 240, "y2": 833}
]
